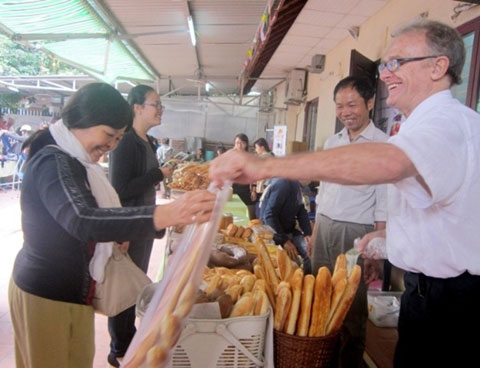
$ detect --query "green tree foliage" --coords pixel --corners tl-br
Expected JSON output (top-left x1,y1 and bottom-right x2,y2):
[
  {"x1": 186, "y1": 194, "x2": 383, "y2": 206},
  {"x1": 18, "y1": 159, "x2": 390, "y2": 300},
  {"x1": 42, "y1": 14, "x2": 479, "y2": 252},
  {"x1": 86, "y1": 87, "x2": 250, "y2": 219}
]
[
  {"x1": 0, "y1": 36, "x2": 78, "y2": 75},
  {"x1": 0, "y1": 36, "x2": 80, "y2": 109}
]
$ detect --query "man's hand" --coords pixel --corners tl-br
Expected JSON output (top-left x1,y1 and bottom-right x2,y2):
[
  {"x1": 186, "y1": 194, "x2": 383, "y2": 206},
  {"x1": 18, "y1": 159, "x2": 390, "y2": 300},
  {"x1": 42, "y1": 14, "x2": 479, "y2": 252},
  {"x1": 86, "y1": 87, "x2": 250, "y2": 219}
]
[
  {"x1": 209, "y1": 149, "x2": 263, "y2": 187},
  {"x1": 283, "y1": 240, "x2": 299, "y2": 261}
]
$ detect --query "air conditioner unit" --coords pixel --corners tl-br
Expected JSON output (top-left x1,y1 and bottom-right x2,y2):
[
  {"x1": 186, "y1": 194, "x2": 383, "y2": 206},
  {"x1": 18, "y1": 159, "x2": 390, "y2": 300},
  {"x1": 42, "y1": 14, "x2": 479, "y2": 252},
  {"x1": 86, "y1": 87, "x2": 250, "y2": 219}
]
[
  {"x1": 259, "y1": 90, "x2": 274, "y2": 112},
  {"x1": 285, "y1": 69, "x2": 306, "y2": 105},
  {"x1": 310, "y1": 54, "x2": 326, "y2": 74}
]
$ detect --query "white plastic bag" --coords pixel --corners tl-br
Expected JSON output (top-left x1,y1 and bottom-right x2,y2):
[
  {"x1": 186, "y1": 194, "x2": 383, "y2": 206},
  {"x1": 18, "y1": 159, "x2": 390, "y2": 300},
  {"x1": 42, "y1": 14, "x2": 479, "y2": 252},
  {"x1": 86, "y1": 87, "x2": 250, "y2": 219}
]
[
  {"x1": 122, "y1": 182, "x2": 231, "y2": 367},
  {"x1": 367, "y1": 294, "x2": 400, "y2": 327}
]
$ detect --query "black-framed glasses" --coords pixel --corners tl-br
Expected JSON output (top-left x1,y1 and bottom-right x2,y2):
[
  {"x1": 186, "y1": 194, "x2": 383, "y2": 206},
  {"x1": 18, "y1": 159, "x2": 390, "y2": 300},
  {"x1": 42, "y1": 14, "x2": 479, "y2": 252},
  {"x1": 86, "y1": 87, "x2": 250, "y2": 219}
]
[
  {"x1": 143, "y1": 102, "x2": 165, "y2": 111},
  {"x1": 378, "y1": 55, "x2": 441, "y2": 73}
]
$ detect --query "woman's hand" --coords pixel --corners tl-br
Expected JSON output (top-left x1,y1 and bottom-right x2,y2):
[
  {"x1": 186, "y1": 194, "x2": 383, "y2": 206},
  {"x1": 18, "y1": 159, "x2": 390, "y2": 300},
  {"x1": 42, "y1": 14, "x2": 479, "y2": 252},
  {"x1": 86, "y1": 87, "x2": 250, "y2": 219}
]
[{"x1": 152, "y1": 189, "x2": 216, "y2": 230}]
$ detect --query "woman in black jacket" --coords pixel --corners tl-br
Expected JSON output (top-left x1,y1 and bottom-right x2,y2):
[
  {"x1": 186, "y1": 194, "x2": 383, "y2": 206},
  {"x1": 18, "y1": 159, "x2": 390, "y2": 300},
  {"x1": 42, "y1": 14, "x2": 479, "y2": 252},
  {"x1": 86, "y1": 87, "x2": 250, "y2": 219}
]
[
  {"x1": 8, "y1": 82, "x2": 215, "y2": 368},
  {"x1": 107, "y1": 85, "x2": 173, "y2": 367}
]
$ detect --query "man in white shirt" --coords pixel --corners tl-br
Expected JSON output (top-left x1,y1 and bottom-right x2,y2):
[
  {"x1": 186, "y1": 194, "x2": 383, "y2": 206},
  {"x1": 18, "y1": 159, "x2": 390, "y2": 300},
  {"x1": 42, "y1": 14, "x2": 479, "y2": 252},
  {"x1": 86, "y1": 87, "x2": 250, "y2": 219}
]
[
  {"x1": 209, "y1": 19, "x2": 480, "y2": 367},
  {"x1": 310, "y1": 76, "x2": 388, "y2": 367}
]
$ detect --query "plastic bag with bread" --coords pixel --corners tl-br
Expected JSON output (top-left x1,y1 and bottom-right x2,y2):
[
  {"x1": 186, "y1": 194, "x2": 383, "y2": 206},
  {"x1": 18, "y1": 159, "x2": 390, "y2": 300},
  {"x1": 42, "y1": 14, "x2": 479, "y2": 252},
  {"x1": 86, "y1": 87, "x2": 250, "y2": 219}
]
[{"x1": 121, "y1": 182, "x2": 231, "y2": 368}]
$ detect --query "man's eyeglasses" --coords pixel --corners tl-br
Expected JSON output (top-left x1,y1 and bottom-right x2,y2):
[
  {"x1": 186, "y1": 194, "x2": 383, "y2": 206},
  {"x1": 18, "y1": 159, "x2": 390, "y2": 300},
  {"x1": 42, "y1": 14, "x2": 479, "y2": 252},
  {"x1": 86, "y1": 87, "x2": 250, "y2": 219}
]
[
  {"x1": 143, "y1": 102, "x2": 165, "y2": 111},
  {"x1": 378, "y1": 55, "x2": 441, "y2": 73}
]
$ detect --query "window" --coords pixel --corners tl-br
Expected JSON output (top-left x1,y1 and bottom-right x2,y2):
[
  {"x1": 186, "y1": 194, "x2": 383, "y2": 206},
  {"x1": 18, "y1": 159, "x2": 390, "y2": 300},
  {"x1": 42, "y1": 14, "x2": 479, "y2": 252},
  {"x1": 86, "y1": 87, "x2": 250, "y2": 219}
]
[{"x1": 453, "y1": 16, "x2": 480, "y2": 112}]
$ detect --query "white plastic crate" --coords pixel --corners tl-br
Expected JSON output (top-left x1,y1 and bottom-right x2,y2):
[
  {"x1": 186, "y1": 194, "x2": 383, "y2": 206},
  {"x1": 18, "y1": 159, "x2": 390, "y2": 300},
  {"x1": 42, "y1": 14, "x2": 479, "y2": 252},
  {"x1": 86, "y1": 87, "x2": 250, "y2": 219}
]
[{"x1": 166, "y1": 313, "x2": 269, "y2": 368}]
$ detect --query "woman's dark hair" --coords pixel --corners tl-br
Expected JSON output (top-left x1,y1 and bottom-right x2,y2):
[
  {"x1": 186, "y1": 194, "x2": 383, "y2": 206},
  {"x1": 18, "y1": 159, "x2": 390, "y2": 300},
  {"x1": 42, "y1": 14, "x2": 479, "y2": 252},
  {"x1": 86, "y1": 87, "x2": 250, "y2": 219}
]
[
  {"x1": 234, "y1": 133, "x2": 249, "y2": 152},
  {"x1": 62, "y1": 82, "x2": 132, "y2": 131},
  {"x1": 253, "y1": 137, "x2": 271, "y2": 152},
  {"x1": 127, "y1": 85, "x2": 156, "y2": 116}
]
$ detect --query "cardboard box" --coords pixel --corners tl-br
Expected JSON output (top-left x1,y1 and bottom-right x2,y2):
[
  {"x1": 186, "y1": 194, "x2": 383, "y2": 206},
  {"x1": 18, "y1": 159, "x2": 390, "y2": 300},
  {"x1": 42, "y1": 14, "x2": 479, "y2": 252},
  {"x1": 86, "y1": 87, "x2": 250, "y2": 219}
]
[{"x1": 287, "y1": 141, "x2": 308, "y2": 154}]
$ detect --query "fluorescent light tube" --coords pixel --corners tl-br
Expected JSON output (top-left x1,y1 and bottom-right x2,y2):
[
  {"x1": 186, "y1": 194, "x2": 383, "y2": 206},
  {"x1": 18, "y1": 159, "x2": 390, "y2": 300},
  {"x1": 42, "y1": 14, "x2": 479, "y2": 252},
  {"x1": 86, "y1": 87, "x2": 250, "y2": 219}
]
[{"x1": 187, "y1": 16, "x2": 196, "y2": 46}]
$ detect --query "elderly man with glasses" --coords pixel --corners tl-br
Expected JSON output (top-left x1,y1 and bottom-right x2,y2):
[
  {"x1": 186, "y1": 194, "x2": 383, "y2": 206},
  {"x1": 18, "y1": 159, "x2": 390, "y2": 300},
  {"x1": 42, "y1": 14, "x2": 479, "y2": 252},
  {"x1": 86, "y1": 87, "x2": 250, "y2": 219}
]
[{"x1": 210, "y1": 19, "x2": 480, "y2": 368}]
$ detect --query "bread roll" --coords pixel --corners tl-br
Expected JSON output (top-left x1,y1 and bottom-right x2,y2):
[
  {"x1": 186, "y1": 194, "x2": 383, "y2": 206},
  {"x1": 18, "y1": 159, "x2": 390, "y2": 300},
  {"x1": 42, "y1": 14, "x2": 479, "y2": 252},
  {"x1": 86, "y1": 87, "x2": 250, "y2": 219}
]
[
  {"x1": 297, "y1": 274, "x2": 315, "y2": 337},
  {"x1": 242, "y1": 227, "x2": 253, "y2": 240},
  {"x1": 284, "y1": 268, "x2": 304, "y2": 334},
  {"x1": 205, "y1": 274, "x2": 221, "y2": 295},
  {"x1": 326, "y1": 264, "x2": 361, "y2": 335},
  {"x1": 274, "y1": 283, "x2": 292, "y2": 331},
  {"x1": 253, "y1": 289, "x2": 270, "y2": 316},
  {"x1": 226, "y1": 223, "x2": 238, "y2": 237},
  {"x1": 240, "y1": 274, "x2": 256, "y2": 293},
  {"x1": 309, "y1": 266, "x2": 332, "y2": 337},
  {"x1": 234, "y1": 225, "x2": 245, "y2": 238},
  {"x1": 224, "y1": 284, "x2": 243, "y2": 303},
  {"x1": 229, "y1": 293, "x2": 255, "y2": 317},
  {"x1": 248, "y1": 219, "x2": 262, "y2": 227}
]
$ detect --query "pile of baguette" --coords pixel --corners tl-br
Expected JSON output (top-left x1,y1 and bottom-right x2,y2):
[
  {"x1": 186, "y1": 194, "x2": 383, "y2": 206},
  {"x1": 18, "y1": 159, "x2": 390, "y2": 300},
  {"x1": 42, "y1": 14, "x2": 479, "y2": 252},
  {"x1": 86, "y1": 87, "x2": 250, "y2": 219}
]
[{"x1": 254, "y1": 240, "x2": 361, "y2": 337}]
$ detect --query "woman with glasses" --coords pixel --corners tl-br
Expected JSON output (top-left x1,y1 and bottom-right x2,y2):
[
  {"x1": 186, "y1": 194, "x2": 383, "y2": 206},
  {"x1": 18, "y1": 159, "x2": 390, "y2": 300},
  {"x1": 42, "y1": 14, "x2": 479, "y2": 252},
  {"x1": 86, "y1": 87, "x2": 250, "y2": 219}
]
[{"x1": 107, "y1": 84, "x2": 173, "y2": 367}]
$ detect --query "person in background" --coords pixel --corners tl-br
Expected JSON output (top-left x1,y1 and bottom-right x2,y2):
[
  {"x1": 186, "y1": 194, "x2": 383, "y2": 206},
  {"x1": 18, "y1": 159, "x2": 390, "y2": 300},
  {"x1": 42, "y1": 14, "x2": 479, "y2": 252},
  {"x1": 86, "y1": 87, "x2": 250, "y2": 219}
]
[
  {"x1": 251, "y1": 137, "x2": 274, "y2": 217},
  {"x1": 107, "y1": 85, "x2": 173, "y2": 367},
  {"x1": 192, "y1": 147, "x2": 205, "y2": 163},
  {"x1": 231, "y1": 133, "x2": 257, "y2": 220},
  {"x1": 310, "y1": 75, "x2": 388, "y2": 367},
  {"x1": 156, "y1": 137, "x2": 175, "y2": 199},
  {"x1": 216, "y1": 145, "x2": 227, "y2": 156},
  {"x1": 210, "y1": 19, "x2": 480, "y2": 367},
  {"x1": 8, "y1": 82, "x2": 215, "y2": 368},
  {"x1": 259, "y1": 177, "x2": 312, "y2": 274}
]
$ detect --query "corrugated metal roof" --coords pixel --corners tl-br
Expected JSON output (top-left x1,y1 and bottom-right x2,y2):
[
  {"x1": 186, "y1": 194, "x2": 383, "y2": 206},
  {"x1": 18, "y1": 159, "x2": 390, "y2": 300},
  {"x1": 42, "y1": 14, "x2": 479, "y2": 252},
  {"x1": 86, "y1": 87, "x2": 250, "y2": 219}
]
[{"x1": 0, "y1": 0, "x2": 156, "y2": 84}]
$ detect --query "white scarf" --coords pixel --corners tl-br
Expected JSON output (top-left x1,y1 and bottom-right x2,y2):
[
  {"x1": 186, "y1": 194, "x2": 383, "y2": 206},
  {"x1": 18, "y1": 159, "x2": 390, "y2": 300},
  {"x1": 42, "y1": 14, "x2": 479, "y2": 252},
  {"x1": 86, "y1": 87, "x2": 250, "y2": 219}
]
[{"x1": 50, "y1": 119, "x2": 119, "y2": 283}]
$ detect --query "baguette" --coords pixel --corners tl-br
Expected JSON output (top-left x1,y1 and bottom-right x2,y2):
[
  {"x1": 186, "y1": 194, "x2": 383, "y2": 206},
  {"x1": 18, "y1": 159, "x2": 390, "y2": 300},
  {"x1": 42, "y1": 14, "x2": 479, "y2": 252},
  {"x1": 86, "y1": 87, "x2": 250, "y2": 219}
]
[
  {"x1": 331, "y1": 267, "x2": 347, "y2": 288},
  {"x1": 296, "y1": 274, "x2": 315, "y2": 337},
  {"x1": 274, "y1": 283, "x2": 292, "y2": 331},
  {"x1": 332, "y1": 253, "x2": 347, "y2": 281},
  {"x1": 276, "y1": 247, "x2": 293, "y2": 281},
  {"x1": 309, "y1": 266, "x2": 332, "y2": 337},
  {"x1": 256, "y1": 239, "x2": 280, "y2": 289},
  {"x1": 326, "y1": 264, "x2": 361, "y2": 335},
  {"x1": 284, "y1": 267, "x2": 304, "y2": 334}
]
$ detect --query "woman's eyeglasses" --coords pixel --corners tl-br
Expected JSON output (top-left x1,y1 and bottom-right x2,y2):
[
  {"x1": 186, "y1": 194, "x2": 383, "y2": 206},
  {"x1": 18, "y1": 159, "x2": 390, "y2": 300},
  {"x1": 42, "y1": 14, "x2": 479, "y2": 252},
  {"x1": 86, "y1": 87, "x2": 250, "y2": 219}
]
[{"x1": 143, "y1": 102, "x2": 165, "y2": 111}]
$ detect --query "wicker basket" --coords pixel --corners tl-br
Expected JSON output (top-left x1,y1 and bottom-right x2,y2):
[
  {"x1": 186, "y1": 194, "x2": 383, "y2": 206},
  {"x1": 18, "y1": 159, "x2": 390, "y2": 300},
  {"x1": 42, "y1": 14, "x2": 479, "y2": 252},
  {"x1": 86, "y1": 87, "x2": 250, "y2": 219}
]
[{"x1": 273, "y1": 329, "x2": 339, "y2": 368}]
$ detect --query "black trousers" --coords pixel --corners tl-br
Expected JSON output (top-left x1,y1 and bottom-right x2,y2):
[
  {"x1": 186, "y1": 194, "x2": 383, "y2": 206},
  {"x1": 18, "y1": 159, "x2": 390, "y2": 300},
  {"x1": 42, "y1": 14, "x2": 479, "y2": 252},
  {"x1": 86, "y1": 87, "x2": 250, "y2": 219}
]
[{"x1": 395, "y1": 271, "x2": 480, "y2": 368}]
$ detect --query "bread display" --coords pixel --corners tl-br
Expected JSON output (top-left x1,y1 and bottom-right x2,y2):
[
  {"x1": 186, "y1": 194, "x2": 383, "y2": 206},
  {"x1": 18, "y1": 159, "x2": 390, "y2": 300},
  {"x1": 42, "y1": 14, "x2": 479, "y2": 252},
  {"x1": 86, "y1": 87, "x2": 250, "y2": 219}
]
[
  {"x1": 252, "y1": 243, "x2": 361, "y2": 337},
  {"x1": 168, "y1": 162, "x2": 211, "y2": 191}
]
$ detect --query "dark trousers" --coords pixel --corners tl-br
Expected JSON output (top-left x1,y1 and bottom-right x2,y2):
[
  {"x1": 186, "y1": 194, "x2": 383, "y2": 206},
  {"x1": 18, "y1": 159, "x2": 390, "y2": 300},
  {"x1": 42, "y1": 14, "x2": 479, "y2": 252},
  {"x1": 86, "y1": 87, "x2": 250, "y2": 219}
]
[
  {"x1": 312, "y1": 215, "x2": 372, "y2": 368},
  {"x1": 395, "y1": 271, "x2": 480, "y2": 368}
]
